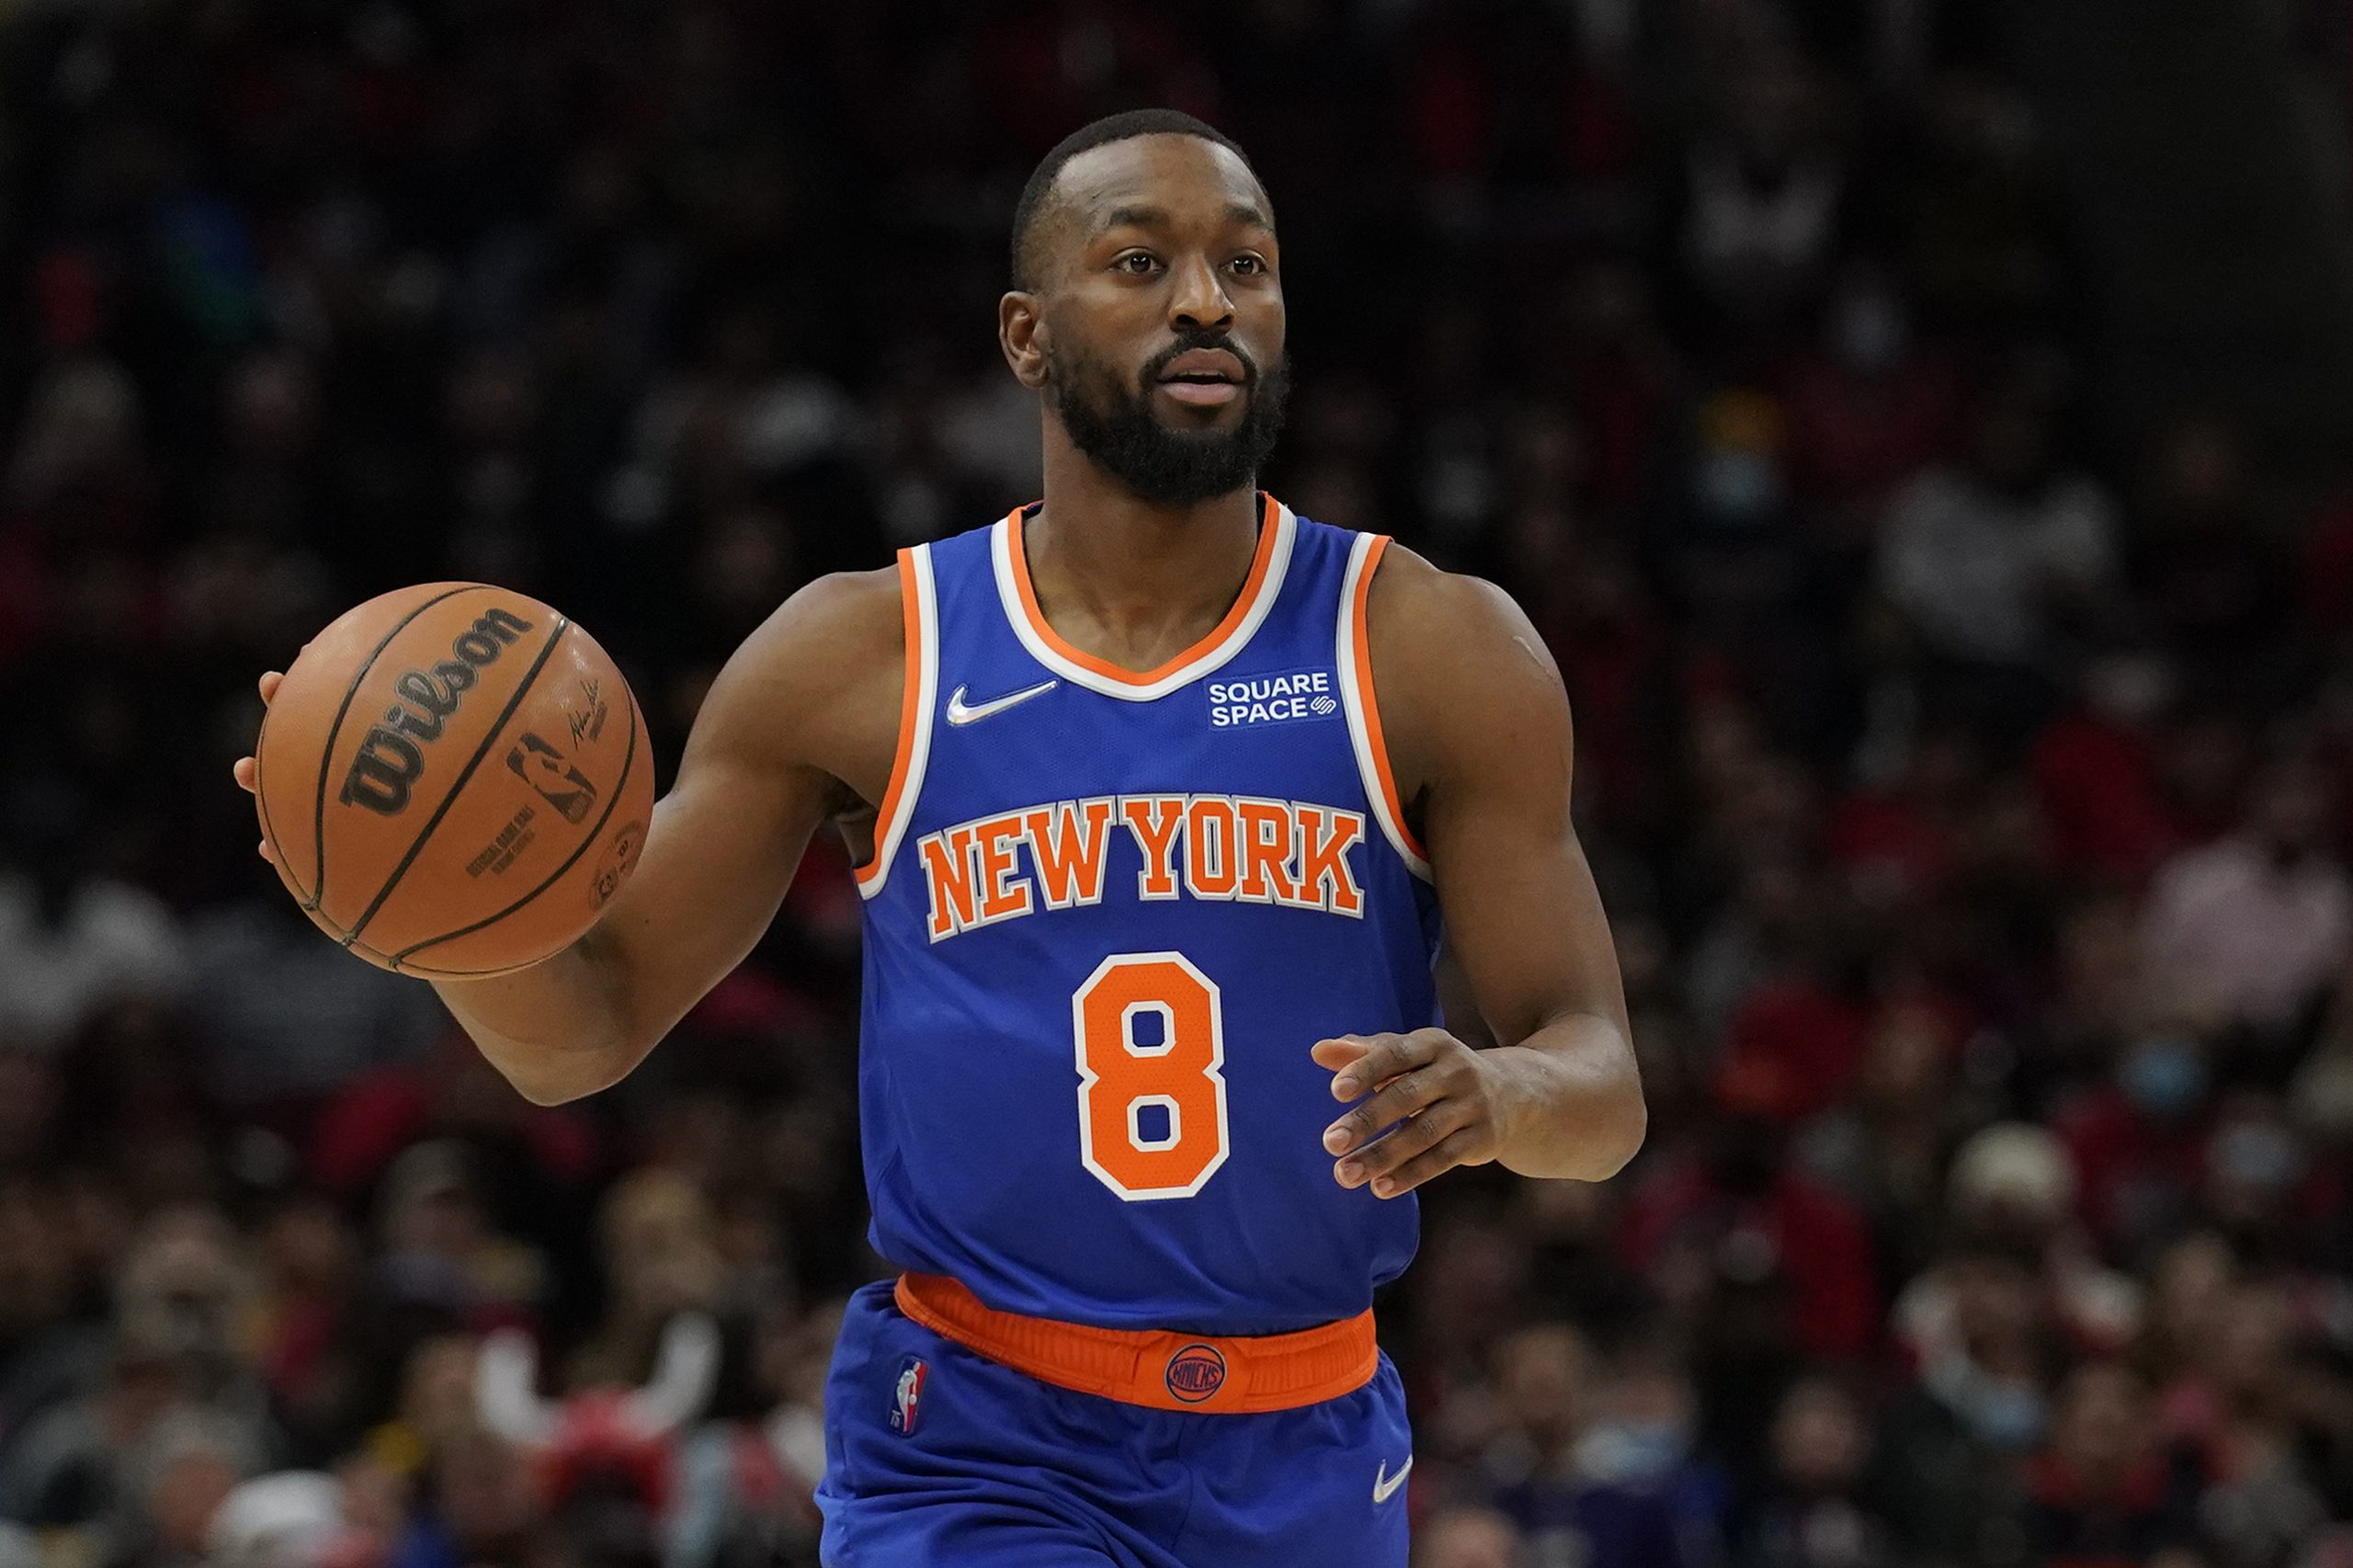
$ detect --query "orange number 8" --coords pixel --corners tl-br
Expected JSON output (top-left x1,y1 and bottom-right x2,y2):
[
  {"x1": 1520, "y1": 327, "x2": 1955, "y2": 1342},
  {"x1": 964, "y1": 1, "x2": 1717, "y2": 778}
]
[{"x1": 1073, "y1": 952, "x2": 1230, "y2": 1201}]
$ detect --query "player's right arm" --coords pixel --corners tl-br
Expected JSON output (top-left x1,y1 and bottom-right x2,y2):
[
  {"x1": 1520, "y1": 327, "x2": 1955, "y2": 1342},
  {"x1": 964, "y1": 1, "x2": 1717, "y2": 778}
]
[{"x1": 234, "y1": 567, "x2": 904, "y2": 1105}]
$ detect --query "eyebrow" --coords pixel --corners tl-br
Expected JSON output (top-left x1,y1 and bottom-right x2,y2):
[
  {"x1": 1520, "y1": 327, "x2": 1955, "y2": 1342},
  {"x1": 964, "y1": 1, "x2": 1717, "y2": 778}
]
[{"x1": 1097, "y1": 201, "x2": 1277, "y2": 236}]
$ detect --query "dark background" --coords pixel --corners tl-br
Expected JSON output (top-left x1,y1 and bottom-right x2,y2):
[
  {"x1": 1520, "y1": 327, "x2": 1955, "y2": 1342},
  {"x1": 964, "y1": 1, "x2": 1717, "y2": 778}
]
[{"x1": 7, "y1": 2, "x2": 2353, "y2": 1565}]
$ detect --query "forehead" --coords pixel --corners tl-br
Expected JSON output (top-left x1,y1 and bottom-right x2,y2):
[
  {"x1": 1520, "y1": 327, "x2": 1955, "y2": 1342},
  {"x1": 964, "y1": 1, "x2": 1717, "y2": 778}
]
[{"x1": 1051, "y1": 134, "x2": 1271, "y2": 236}]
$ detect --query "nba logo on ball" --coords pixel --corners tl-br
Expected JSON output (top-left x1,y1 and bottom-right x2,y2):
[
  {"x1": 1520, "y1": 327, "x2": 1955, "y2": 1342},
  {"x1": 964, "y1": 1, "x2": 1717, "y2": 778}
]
[
  {"x1": 1165, "y1": 1344, "x2": 1227, "y2": 1403},
  {"x1": 889, "y1": 1357, "x2": 927, "y2": 1436}
]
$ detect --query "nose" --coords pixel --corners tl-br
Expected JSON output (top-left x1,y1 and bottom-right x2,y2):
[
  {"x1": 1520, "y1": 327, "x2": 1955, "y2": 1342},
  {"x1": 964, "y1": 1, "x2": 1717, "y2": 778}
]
[{"x1": 1167, "y1": 254, "x2": 1234, "y2": 332}]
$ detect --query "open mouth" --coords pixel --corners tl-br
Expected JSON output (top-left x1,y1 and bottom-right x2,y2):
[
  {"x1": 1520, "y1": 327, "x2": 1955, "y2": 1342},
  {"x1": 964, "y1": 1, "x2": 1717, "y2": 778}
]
[{"x1": 1156, "y1": 348, "x2": 1247, "y2": 407}]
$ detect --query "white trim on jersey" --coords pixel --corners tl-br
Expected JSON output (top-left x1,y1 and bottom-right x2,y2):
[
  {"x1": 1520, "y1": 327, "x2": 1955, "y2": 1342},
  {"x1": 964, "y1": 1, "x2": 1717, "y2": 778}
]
[
  {"x1": 989, "y1": 502, "x2": 1300, "y2": 700},
  {"x1": 858, "y1": 543, "x2": 940, "y2": 900},
  {"x1": 1336, "y1": 530, "x2": 1434, "y2": 882}
]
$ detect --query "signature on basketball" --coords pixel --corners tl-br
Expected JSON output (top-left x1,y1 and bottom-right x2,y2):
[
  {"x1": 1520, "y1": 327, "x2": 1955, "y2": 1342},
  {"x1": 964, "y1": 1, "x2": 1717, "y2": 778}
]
[{"x1": 567, "y1": 677, "x2": 610, "y2": 747}]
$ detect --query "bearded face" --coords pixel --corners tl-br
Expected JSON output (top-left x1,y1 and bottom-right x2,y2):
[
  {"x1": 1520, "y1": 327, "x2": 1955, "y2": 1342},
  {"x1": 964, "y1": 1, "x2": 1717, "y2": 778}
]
[{"x1": 1045, "y1": 329, "x2": 1290, "y2": 506}]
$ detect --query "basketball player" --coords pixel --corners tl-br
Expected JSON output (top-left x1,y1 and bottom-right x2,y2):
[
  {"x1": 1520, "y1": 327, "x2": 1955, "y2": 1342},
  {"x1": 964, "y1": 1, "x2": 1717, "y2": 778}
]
[{"x1": 236, "y1": 110, "x2": 1644, "y2": 1566}]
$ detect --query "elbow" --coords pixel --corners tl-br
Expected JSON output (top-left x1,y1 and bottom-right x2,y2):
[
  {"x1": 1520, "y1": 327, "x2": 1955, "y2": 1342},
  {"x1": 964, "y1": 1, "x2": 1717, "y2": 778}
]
[
  {"x1": 1585, "y1": 1074, "x2": 1648, "y2": 1181},
  {"x1": 505, "y1": 1071, "x2": 597, "y2": 1108},
  {"x1": 1586, "y1": 1028, "x2": 1648, "y2": 1178},
  {"x1": 483, "y1": 1030, "x2": 642, "y2": 1108}
]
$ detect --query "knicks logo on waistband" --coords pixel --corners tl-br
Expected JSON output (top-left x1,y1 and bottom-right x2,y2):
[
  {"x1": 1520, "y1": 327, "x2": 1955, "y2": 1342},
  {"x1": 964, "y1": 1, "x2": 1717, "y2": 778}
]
[
  {"x1": 1165, "y1": 1344, "x2": 1227, "y2": 1403},
  {"x1": 915, "y1": 793, "x2": 1368, "y2": 943},
  {"x1": 1206, "y1": 667, "x2": 1341, "y2": 730}
]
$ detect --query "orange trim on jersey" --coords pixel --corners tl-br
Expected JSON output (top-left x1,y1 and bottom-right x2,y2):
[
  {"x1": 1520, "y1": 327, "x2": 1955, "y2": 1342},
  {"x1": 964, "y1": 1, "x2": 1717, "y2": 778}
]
[
  {"x1": 893, "y1": 1272, "x2": 1379, "y2": 1415},
  {"x1": 854, "y1": 549, "x2": 925, "y2": 888},
  {"x1": 1350, "y1": 535, "x2": 1429, "y2": 864},
  {"x1": 1006, "y1": 493, "x2": 1280, "y2": 686}
]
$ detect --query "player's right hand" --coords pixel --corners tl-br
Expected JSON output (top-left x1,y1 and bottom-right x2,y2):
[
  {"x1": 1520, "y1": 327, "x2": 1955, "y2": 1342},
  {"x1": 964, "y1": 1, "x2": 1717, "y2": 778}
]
[{"x1": 231, "y1": 669, "x2": 285, "y2": 862}]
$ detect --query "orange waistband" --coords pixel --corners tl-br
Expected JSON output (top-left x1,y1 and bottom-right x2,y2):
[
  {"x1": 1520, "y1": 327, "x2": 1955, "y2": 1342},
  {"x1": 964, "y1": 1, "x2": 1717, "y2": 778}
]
[{"x1": 892, "y1": 1273, "x2": 1379, "y2": 1415}]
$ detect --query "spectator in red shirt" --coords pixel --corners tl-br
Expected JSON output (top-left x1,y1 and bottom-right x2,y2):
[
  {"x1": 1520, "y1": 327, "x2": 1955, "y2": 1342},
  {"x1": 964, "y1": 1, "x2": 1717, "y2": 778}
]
[
  {"x1": 2031, "y1": 652, "x2": 2181, "y2": 889},
  {"x1": 1619, "y1": 1056, "x2": 1881, "y2": 1362},
  {"x1": 2012, "y1": 1360, "x2": 2200, "y2": 1568}
]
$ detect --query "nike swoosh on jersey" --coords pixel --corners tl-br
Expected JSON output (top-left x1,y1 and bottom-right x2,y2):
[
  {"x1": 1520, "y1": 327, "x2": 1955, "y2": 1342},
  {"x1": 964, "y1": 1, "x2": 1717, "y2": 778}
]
[
  {"x1": 1373, "y1": 1456, "x2": 1412, "y2": 1504},
  {"x1": 945, "y1": 679, "x2": 1059, "y2": 726}
]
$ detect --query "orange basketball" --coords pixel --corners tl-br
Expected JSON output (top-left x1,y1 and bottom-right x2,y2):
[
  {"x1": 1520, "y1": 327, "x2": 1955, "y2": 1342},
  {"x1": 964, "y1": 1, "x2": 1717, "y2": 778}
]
[{"x1": 252, "y1": 583, "x2": 655, "y2": 977}]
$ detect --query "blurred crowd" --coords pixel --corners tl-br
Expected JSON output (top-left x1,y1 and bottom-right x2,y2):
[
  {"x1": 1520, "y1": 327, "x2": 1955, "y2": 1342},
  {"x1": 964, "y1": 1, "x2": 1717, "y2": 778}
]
[{"x1": 5, "y1": 0, "x2": 2353, "y2": 1565}]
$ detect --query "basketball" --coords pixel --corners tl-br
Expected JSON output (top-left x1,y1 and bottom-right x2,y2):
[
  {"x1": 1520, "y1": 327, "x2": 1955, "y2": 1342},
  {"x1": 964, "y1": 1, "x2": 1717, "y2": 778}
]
[{"x1": 252, "y1": 582, "x2": 655, "y2": 977}]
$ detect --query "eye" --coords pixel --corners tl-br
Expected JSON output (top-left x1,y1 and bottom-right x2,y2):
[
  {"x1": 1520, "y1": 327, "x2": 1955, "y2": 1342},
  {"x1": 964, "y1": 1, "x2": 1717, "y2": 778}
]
[
  {"x1": 1114, "y1": 252, "x2": 1163, "y2": 276},
  {"x1": 1230, "y1": 254, "x2": 1267, "y2": 278}
]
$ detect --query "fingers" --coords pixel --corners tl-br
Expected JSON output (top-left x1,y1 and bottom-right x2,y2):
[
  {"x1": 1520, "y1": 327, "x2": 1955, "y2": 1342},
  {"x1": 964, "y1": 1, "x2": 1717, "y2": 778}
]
[
  {"x1": 1324, "y1": 1065, "x2": 1449, "y2": 1156},
  {"x1": 1360, "y1": 1125, "x2": 1492, "y2": 1199},
  {"x1": 1332, "y1": 1097, "x2": 1475, "y2": 1191},
  {"x1": 1316, "y1": 1028, "x2": 1447, "y2": 1100},
  {"x1": 1308, "y1": 1037, "x2": 1372, "y2": 1074},
  {"x1": 258, "y1": 669, "x2": 282, "y2": 703},
  {"x1": 257, "y1": 838, "x2": 277, "y2": 865},
  {"x1": 233, "y1": 756, "x2": 258, "y2": 794}
]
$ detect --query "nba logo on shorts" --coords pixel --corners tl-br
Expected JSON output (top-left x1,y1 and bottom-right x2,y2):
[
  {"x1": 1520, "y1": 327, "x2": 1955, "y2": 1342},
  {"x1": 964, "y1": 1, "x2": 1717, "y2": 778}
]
[
  {"x1": 889, "y1": 1357, "x2": 928, "y2": 1435},
  {"x1": 1164, "y1": 1344, "x2": 1226, "y2": 1403}
]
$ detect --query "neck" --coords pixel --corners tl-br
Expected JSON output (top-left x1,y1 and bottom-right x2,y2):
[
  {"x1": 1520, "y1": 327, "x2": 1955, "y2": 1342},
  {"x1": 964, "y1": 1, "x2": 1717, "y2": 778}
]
[{"x1": 1026, "y1": 424, "x2": 1265, "y2": 673}]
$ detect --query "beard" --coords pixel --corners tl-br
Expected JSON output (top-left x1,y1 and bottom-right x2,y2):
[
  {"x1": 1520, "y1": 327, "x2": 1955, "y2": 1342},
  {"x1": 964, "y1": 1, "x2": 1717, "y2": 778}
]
[{"x1": 1047, "y1": 333, "x2": 1290, "y2": 506}]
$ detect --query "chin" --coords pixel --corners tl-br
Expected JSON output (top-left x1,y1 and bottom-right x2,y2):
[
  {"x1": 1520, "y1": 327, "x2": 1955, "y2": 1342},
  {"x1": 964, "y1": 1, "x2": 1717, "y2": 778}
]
[{"x1": 1154, "y1": 403, "x2": 1249, "y2": 433}]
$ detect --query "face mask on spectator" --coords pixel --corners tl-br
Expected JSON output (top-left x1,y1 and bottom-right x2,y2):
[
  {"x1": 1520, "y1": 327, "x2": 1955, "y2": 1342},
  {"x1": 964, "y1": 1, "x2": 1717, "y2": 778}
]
[
  {"x1": 1961, "y1": 1380, "x2": 2047, "y2": 1449},
  {"x1": 1579, "y1": 1417, "x2": 1691, "y2": 1482},
  {"x1": 2121, "y1": 1036, "x2": 2206, "y2": 1119}
]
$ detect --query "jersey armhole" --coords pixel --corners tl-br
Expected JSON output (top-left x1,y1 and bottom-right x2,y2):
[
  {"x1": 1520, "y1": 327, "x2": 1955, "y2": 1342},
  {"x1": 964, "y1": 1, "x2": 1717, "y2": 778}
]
[
  {"x1": 1336, "y1": 533, "x2": 1433, "y2": 881},
  {"x1": 854, "y1": 544, "x2": 939, "y2": 898}
]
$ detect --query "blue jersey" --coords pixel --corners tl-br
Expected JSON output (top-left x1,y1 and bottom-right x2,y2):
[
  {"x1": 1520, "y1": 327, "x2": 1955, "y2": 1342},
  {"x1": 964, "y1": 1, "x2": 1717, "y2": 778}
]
[{"x1": 852, "y1": 495, "x2": 1442, "y2": 1336}]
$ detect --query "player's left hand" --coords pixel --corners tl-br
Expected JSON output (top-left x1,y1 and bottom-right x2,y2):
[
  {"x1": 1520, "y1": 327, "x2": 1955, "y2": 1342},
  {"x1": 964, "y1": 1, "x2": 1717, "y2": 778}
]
[{"x1": 1313, "y1": 1029, "x2": 1520, "y2": 1199}]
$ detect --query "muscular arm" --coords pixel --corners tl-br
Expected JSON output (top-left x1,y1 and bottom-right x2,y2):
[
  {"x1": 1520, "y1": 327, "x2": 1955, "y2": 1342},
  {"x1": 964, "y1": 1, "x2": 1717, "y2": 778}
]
[
  {"x1": 1315, "y1": 546, "x2": 1643, "y2": 1186},
  {"x1": 427, "y1": 568, "x2": 902, "y2": 1104}
]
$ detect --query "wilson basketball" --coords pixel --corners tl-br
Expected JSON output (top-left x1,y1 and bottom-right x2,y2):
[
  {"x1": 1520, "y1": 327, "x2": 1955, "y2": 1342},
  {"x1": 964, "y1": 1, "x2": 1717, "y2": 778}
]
[{"x1": 252, "y1": 583, "x2": 655, "y2": 977}]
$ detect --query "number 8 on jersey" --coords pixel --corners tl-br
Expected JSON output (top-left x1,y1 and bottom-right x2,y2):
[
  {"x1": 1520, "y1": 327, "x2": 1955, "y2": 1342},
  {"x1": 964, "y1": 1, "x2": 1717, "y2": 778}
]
[{"x1": 1074, "y1": 952, "x2": 1232, "y2": 1201}]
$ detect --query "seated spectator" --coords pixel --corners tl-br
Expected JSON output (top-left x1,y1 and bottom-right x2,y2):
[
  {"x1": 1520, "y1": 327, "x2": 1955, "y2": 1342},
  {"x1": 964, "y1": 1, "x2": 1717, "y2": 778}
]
[
  {"x1": 2172, "y1": 1279, "x2": 2334, "y2": 1567},
  {"x1": 1736, "y1": 1375, "x2": 1899, "y2": 1568},
  {"x1": 1875, "y1": 1234, "x2": 2061, "y2": 1562},
  {"x1": 2057, "y1": 1030, "x2": 2218, "y2": 1265},
  {"x1": 0, "y1": 777, "x2": 188, "y2": 1057},
  {"x1": 1620, "y1": 1058, "x2": 1881, "y2": 1362},
  {"x1": 1796, "y1": 993, "x2": 1972, "y2": 1290},
  {"x1": 1875, "y1": 368, "x2": 2116, "y2": 732},
  {"x1": 1478, "y1": 1324, "x2": 1688, "y2": 1568},
  {"x1": 568, "y1": 1171, "x2": 726, "y2": 1391},
  {"x1": 2010, "y1": 1361, "x2": 2200, "y2": 1568},
  {"x1": 1780, "y1": 264, "x2": 1959, "y2": 537},
  {"x1": 1578, "y1": 1340, "x2": 1731, "y2": 1565},
  {"x1": 369, "y1": 1143, "x2": 546, "y2": 1340},
  {"x1": 2030, "y1": 650, "x2": 2181, "y2": 888},
  {"x1": 2139, "y1": 751, "x2": 2353, "y2": 1050}
]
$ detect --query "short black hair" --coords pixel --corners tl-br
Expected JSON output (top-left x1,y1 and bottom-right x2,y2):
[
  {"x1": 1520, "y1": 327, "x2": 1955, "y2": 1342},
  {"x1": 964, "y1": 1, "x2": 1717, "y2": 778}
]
[{"x1": 1009, "y1": 109, "x2": 1256, "y2": 290}]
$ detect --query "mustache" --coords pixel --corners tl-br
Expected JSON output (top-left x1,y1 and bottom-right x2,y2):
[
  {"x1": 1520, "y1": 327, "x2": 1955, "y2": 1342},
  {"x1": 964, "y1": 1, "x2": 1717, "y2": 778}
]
[{"x1": 1141, "y1": 333, "x2": 1259, "y2": 387}]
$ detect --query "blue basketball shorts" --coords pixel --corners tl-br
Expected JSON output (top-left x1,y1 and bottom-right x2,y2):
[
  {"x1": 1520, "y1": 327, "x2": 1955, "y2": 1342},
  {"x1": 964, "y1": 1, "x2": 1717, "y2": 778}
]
[{"x1": 815, "y1": 1280, "x2": 1413, "y2": 1567}]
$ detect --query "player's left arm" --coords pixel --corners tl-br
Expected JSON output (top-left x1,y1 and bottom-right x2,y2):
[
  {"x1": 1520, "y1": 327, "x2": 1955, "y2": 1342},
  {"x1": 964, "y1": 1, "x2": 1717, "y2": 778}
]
[{"x1": 1313, "y1": 545, "x2": 1644, "y2": 1194}]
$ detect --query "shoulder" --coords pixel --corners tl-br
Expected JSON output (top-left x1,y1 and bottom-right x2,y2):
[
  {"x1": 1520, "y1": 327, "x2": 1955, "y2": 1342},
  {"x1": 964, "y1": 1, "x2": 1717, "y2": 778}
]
[
  {"x1": 710, "y1": 565, "x2": 904, "y2": 711},
  {"x1": 1360, "y1": 540, "x2": 1571, "y2": 800},
  {"x1": 684, "y1": 564, "x2": 905, "y2": 789},
  {"x1": 1355, "y1": 537, "x2": 1552, "y2": 664}
]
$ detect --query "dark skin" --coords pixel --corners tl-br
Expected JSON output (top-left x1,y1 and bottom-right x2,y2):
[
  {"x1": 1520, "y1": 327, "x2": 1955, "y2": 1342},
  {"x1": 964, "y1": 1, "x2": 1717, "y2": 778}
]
[{"x1": 233, "y1": 132, "x2": 1643, "y2": 1191}]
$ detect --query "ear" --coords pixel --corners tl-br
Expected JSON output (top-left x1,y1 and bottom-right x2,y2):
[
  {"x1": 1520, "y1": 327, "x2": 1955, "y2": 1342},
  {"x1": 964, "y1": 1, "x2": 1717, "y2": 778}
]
[{"x1": 1000, "y1": 291, "x2": 1049, "y2": 390}]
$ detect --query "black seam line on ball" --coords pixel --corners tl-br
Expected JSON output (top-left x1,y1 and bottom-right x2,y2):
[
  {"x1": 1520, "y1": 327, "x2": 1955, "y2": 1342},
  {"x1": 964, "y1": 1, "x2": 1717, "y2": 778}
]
[
  {"x1": 343, "y1": 617, "x2": 573, "y2": 949},
  {"x1": 393, "y1": 679, "x2": 639, "y2": 964},
  {"x1": 309, "y1": 583, "x2": 491, "y2": 920}
]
